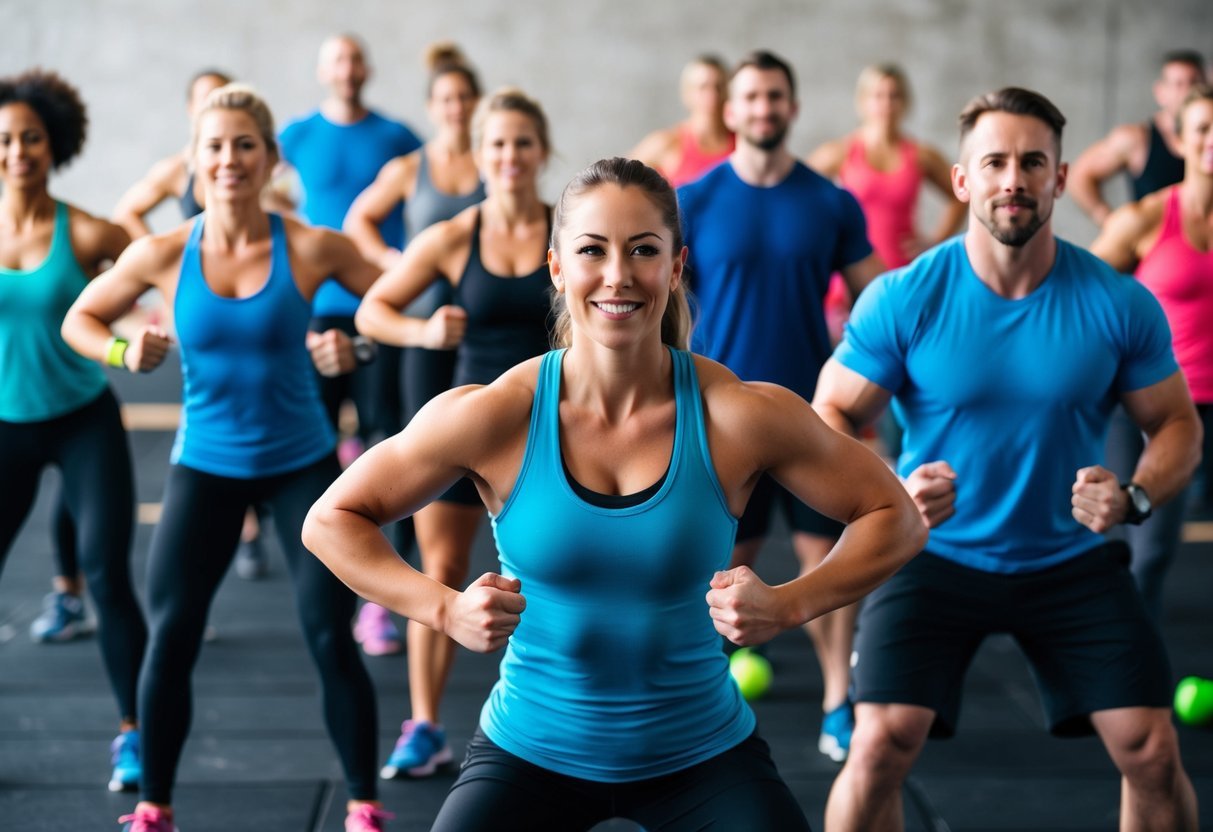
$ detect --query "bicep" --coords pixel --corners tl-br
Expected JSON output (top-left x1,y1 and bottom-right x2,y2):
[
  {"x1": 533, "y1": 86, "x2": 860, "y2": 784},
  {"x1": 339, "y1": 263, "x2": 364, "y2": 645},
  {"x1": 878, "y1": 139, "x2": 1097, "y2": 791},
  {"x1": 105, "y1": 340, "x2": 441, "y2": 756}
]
[
  {"x1": 346, "y1": 162, "x2": 408, "y2": 229},
  {"x1": 1121, "y1": 372, "x2": 1196, "y2": 436},
  {"x1": 1089, "y1": 211, "x2": 1140, "y2": 272},
  {"x1": 326, "y1": 233, "x2": 380, "y2": 298},
  {"x1": 363, "y1": 227, "x2": 449, "y2": 309},
  {"x1": 72, "y1": 244, "x2": 162, "y2": 323},
  {"x1": 812, "y1": 358, "x2": 895, "y2": 432},
  {"x1": 1073, "y1": 133, "x2": 1131, "y2": 183}
]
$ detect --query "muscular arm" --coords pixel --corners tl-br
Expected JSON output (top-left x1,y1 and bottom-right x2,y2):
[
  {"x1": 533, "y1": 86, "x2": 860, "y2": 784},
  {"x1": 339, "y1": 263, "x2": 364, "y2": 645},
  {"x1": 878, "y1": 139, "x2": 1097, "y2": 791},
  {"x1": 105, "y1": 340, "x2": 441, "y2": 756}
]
[
  {"x1": 1121, "y1": 372, "x2": 1202, "y2": 506},
  {"x1": 706, "y1": 365, "x2": 923, "y2": 643},
  {"x1": 112, "y1": 155, "x2": 185, "y2": 239},
  {"x1": 354, "y1": 219, "x2": 466, "y2": 349},
  {"x1": 1089, "y1": 196, "x2": 1161, "y2": 273},
  {"x1": 1069, "y1": 125, "x2": 1143, "y2": 227},
  {"x1": 811, "y1": 357, "x2": 896, "y2": 436},
  {"x1": 344, "y1": 153, "x2": 418, "y2": 270},
  {"x1": 303, "y1": 380, "x2": 532, "y2": 651}
]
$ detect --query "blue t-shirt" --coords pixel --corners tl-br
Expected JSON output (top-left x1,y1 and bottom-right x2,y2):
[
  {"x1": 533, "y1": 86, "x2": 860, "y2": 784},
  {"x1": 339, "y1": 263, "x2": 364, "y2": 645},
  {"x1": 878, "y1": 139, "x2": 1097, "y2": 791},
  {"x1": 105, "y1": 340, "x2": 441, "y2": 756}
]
[
  {"x1": 278, "y1": 109, "x2": 421, "y2": 317},
  {"x1": 834, "y1": 237, "x2": 1178, "y2": 573},
  {"x1": 678, "y1": 161, "x2": 871, "y2": 401}
]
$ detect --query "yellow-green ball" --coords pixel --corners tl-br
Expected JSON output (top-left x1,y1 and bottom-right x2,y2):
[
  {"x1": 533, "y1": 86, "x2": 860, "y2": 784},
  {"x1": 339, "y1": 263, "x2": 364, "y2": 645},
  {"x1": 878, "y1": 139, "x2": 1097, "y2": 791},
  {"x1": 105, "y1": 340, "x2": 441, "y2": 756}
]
[
  {"x1": 730, "y1": 648, "x2": 773, "y2": 701},
  {"x1": 1174, "y1": 676, "x2": 1213, "y2": 726}
]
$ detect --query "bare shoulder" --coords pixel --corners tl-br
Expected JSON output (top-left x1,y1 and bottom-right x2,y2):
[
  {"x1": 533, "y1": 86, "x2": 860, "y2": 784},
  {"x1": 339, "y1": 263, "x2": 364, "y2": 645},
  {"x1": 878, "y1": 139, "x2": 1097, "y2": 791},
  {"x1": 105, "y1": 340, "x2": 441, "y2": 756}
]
[
  {"x1": 631, "y1": 126, "x2": 680, "y2": 165},
  {"x1": 147, "y1": 153, "x2": 189, "y2": 191},
  {"x1": 411, "y1": 356, "x2": 542, "y2": 452},
  {"x1": 694, "y1": 355, "x2": 806, "y2": 432},
  {"x1": 806, "y1": 135, "x2": 850, "y2": 174},
  {"x1": 281, "y1": 215, "x2": 348, "y2": 256},
  {"x1": 1106, "y1": 191, "x2": 1166, "y2": 240},
  {"x1": 422, "y1": 205, "x2": 477, "y2": 253}
]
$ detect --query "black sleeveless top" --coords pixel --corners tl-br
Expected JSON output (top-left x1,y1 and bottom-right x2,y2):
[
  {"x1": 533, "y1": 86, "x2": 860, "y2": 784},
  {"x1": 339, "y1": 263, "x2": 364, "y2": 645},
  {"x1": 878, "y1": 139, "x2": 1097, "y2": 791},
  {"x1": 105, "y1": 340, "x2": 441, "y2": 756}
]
[
  {"x1": 452, "y1": 207, "x2": 554, "y2": 387},
  {"x1": 1129, "y1": 121, "x2": 1185, "y2": 201}
]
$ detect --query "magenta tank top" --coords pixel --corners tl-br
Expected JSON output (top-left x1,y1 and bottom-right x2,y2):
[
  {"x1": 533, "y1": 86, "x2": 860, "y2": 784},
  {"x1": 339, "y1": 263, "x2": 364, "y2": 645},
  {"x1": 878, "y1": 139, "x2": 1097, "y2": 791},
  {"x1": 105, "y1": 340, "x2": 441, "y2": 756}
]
[
  {"x1": 1135, "y1": 186, "x2": 1213, "y2": 403},
  {"x1": 838, "y1": 138, "x2": 921, "y2": 269},
  {"x1": 665, "y1": 126, "x2": 734, "y2": 188}
]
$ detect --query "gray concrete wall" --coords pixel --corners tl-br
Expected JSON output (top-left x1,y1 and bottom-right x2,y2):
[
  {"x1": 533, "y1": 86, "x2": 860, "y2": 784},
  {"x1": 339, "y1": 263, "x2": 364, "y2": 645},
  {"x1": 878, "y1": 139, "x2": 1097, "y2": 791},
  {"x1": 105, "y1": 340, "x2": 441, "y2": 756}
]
[{"x1": 2, "y1": 0, "x2": 1209, "y2": 244}]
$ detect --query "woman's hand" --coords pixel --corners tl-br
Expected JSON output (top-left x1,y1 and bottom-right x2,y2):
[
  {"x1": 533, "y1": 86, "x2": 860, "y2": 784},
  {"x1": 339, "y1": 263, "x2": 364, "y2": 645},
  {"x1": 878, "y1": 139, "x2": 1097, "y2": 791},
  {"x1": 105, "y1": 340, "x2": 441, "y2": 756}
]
[{"x1": 441, "y1": 572, "x2": 525, "y2": 652}]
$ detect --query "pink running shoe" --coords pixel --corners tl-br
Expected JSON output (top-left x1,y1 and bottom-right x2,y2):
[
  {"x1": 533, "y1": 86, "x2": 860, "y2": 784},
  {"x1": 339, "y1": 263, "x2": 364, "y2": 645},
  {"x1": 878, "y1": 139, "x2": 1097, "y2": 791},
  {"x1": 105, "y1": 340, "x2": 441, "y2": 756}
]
[
  {"x1": 118, "y1": 805, "x2": 179, "y2": 832},
  {"x1": 345, "y1": 804, "x2": 394, "y2": 832},
  {"x1": 353, "y1": 603, "x2": 403, "y2": 656}
]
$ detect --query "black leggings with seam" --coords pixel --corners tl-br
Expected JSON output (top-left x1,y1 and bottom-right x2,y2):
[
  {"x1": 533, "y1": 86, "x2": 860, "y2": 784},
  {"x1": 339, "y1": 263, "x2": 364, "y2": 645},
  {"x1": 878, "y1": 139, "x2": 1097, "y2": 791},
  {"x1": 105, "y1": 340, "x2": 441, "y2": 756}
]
[
  {"x1": 0, "y1": 388, "x2": 145, "y2": 720},
  {"x1": 137, "y1": 455, "x2": 377, "y2": 804}
]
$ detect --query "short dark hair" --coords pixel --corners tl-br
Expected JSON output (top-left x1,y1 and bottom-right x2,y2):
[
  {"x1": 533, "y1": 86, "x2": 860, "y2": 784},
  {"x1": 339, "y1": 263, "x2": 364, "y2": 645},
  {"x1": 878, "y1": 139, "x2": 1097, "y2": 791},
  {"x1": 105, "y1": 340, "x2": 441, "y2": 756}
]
[
  {"x1": 0, "y1": 68, "x2": 88, "y2": 169},
  {"x1": 186, "y1": 68, "x2": 233, "y2": 100},
  {"x1": 958, "y1": 87, "x2": 1066, "y2": 154},
  {"x1": 1162, "y1": 50, "x2": 1206, "y2": 75},
  {"x1": 730, "y1": 49, "x2": 796, "y2": 99}
]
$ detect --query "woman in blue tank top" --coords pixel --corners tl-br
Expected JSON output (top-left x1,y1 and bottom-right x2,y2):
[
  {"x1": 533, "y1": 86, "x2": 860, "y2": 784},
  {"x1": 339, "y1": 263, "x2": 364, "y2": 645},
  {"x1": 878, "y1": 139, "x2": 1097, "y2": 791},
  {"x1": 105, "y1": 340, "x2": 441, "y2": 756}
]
[
  {"x1": 308, "y1": 158, "x2": 926, "y2": 831},
  {"x1": 63, "y1": 85, "x2": 392, "y2": 832},
  {"x1": 354, "y1": 87, "x2": 554, "y2": 782},
  {"x1": 0, "y1": 69, "x2": 148, "y2": 796},
  {"x1": 342, "y1": 43, "x2": 486, "y2": 660}
]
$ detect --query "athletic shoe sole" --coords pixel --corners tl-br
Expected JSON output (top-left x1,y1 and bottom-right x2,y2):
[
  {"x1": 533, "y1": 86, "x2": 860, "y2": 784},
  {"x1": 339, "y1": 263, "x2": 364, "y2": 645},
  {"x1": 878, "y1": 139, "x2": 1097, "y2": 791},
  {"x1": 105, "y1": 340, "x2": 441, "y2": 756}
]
[
  {"x1": 817, "y1": 733, "x2": 848, "y2": 763},
  {"x1": 108, "y1": 775, "x2": 138, "y2": 793}
]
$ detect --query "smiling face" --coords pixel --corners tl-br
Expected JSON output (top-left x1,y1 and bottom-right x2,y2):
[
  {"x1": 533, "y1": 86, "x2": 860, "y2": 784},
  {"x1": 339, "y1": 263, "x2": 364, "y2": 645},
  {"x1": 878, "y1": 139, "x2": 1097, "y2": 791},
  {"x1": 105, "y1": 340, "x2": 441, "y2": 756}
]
[
  {"x1": 549, "y1": 183, "x2": 684, "y2": 352},
  {"x1": 194, "y1": 108, "x2": 276, "y2": 202},
  {"x1": 428, "y1": 71, "x2": 478, "y2": 135},
  {"x1": 725, "y1": 66, "x2": 797, "y2": 152},
  {"x1": 317, "y1": 36, "x2": 369, "y2": 104},
  {"x1": 0, "y1": 103, "x2": 52, "y2": 188},
  {"x1": 475, "y1": 109, "x2": 546, "y2": 194},
  {"x1": 681, "y1": 61, "x2": 727, "y2": 122},
  {"x1": 953, "y1": 111, "x2": 1066, "y2": 247}
]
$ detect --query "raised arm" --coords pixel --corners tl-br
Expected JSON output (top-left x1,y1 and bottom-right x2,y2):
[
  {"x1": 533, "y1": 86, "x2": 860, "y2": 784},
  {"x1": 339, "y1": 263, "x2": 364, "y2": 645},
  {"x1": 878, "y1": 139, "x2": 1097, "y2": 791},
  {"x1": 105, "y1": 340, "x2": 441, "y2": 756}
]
[
  {"x1": 303, "y1": 381, "x2": 531, "y2": 652},
  {"x1": 1069, "y1": 124, "x2": 1141, "y2": 227},
  {"x1": 112, "y1": 155, "x2": 185, "y2": 239},
  {"x1": 61, "y1": 235, "x2": 176, "y2": 372},
  {"x1": 344, "y1": 153, "x2": 417, "y2": 271},
  {"x1": 354, "y1": 219, "x2": 468, "y2": 349},
  {"x1": 706, "y1": 370, "x2": 924, "y2": 645},
  {"x1": 918, "y1": 144, "x2": 966, "y2": 248}
]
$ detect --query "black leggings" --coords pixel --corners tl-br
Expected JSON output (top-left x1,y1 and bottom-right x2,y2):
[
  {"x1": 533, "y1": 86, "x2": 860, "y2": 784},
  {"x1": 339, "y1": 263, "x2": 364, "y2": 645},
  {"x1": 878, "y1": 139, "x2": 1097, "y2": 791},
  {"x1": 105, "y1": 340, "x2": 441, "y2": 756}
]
[
  {"x1": 0, "y1": 389, "x2": 146, "y2": 720},
  {"x1": 311, "y1": 315, "x2": 402, "y2": 445},
  {"x1": 137, "y1": 456, "x2": 377, "y2": 804},
  {"x1": 430, "y1": 728, "x2": 812, "y2": 832}
]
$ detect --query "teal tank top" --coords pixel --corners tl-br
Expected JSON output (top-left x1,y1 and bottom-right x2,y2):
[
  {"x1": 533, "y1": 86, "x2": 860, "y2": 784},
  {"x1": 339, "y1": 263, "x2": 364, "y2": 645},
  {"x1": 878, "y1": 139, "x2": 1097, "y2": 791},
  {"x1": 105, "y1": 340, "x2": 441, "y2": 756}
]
[
  {"x1": 0, "y1": 202, "x2": 107, "y2": 422},
  {"x1": 482, "y1": 348, "x2": 754, "y2": 782}
]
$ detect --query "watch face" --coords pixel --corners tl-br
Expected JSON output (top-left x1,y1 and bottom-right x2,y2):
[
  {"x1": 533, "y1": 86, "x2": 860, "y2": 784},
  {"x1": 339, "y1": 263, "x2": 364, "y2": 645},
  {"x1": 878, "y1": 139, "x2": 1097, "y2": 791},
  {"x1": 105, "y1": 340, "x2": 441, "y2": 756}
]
[{"x1": 1130, "y1": 487, "x2": 1151, "y2": 514}]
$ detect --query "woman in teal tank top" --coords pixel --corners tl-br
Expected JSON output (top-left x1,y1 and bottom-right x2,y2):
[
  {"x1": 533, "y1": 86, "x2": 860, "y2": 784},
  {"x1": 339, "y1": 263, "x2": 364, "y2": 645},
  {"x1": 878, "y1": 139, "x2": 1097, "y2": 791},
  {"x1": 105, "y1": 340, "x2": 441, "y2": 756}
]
[
  {"x1": 307, "y1": 158, "x2": 926, "y2": 831},
  {"x1": 0, "y1": 69, "x2": 149, "y2": 796}
]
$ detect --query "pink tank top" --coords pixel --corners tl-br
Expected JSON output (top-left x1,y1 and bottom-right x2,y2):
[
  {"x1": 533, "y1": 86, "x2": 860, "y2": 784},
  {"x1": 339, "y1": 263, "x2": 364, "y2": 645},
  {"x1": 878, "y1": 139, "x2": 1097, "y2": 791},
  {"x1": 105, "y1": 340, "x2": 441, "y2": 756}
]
[
  {"x1": 838, "y1": 138, "x2": 921, "y2": 269},
  {"x1": 1135, "y1": 186, "x2": 1213, "y2": 403},
  {"x1": 665, "y1": 126, "x2": 734, "y2": 188}
]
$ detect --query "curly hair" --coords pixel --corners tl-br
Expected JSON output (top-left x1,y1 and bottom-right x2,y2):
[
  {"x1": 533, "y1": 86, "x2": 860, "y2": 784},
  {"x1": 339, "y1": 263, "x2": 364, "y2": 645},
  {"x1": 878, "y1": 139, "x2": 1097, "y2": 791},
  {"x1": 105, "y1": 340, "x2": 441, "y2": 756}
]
[{"x1": 0, "y1": 68, "x2": 88, "y2": 170}]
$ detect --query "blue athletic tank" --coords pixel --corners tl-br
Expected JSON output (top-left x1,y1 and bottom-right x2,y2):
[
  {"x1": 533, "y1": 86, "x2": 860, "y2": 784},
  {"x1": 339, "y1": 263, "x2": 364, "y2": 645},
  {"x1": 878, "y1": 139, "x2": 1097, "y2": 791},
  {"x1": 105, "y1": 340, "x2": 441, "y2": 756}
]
[
  {"x1": 171, "y1": 213, "x2": 334, "y2": 477},
  {"x1": 452, "y1": 207, "x2": 553, "y2": 386},
  {"x1": 482, "y1": 348, "x2": 753, "y2": 782},
  {"x1": 0, "y1": 202, "x2": 107, "y2": 422},
  {"x1": 402, "y1": 149, "x2": 485, "y2": 319}
]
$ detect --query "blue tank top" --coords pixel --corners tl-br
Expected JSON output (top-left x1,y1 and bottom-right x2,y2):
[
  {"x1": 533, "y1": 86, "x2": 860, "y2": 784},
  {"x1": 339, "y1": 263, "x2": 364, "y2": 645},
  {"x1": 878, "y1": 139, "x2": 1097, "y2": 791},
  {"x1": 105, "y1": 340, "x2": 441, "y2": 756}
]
[
  {"x1": 0, "y1": 202, "x2": 107, "y2": 422},
  {"x1": 452, "y1": 207, "x2": 553, "y2": 386},
  {"x1": 482, "y1": 348, "x2": 753, "y2": 782},
  {"x1": 402, "y1": 149, "x2": 485, "y2": 319},
  {"x1": 171, "y1": 213, "x2": 334, "y2": 477}
]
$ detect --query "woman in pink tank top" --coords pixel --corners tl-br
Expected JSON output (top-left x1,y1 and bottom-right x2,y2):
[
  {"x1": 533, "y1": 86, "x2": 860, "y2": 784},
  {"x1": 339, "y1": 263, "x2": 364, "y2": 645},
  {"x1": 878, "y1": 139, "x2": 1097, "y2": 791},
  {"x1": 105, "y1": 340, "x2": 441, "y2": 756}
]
[
  {"x1": 1092, "y1": 86, "x2": 1213, "y2": 622},
  {"x1": 808, "y1": 65, "x2": 964, "y2": 341},
  {"x1": 629, "y1": 55, "x2": 735, "y2": 187}
]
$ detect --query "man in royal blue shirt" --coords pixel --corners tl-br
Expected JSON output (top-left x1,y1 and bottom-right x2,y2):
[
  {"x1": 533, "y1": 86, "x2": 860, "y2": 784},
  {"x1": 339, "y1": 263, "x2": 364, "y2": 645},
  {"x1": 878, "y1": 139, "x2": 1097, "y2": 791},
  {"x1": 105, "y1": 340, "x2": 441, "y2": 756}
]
[
  {"x1": 678, "y1": 49, "x2": 885, "y2": 763},
  {"x1": 816, "y1": 87, "x2": 1200, "y2": 830}
]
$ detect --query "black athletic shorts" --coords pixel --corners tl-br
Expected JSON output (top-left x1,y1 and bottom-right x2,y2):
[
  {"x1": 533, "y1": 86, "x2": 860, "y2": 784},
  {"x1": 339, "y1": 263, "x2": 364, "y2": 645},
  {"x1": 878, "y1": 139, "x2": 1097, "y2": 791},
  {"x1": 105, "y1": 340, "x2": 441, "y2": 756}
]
[
  {"x1": 430, "y1": 727, "x2": 811, "y2": 832},
  {"x1": 852, "y1": 541, "x2": 1172, "y2": 738},
  {"x1": 736, "y1": 473, "x2": 845, "y2": 542}
]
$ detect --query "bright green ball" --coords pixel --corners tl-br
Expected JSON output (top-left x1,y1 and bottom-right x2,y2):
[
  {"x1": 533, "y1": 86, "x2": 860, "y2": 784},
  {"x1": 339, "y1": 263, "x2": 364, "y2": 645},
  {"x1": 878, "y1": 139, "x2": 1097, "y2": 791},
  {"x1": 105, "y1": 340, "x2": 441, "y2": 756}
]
[
  {"x1": 729, "y1": 648, "x2": 773, "y2": 701},
  {"x1": 1174, "y1": 676, "x2": 1213, "y2": 726}
]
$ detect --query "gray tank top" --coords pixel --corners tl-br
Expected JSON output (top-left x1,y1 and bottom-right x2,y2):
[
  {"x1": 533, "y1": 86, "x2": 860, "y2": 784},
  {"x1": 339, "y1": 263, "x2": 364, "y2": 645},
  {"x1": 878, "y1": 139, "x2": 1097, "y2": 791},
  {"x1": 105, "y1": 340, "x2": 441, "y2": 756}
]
[{"x1": 404, "y1": 149, "x2": 486, "y2": 317}]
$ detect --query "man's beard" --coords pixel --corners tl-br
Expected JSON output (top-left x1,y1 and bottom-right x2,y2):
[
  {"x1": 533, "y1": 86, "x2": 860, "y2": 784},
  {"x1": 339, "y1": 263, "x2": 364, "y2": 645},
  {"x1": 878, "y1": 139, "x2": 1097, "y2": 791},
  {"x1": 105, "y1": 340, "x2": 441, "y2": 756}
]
[{"x1": 981, "y1": 197, "x2": 1050, "y2": 247}]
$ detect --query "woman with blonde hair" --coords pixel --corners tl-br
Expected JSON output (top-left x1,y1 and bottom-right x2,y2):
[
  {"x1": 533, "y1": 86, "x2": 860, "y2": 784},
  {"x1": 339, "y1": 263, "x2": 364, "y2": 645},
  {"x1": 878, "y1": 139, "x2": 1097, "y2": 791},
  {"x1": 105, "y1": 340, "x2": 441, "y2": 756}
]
[
  {"x1": 354, "y1": 87, "x2": 554, "y2": 780},
  {"x1": 63, "y1": 83, "x2": 390, "y2": 832},
  {"x1": 306, "y1": 156, "x2": 924, "y2": 830}
]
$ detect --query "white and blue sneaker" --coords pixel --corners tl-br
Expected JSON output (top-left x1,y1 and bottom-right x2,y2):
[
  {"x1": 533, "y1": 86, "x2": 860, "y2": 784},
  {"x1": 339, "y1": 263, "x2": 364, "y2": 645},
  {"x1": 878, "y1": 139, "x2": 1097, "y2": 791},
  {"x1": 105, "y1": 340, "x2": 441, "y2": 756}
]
[
  {"x1": 818, "y1": 700, "x2": 855, "y2": 763},
  {"x1": 109, "y1": 729, "x2": 141, "y2": 792},
  {"x1": 30, "y1": 591, "x2": 93, "y2": 643},
  {"x1": 380, "y1": 720, "x2": 451, "y2": 779}
]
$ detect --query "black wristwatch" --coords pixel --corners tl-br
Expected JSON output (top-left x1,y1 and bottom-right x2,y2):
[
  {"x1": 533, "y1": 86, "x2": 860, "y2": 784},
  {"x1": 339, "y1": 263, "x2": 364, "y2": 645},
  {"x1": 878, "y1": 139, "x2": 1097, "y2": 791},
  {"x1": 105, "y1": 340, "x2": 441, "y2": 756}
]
[
  {"x1": 351, "y1": 336, "x2": 377, "y2": 366},
  {"x1": 1121, "y1": 482, "x2": 1152, "y2": 525}
]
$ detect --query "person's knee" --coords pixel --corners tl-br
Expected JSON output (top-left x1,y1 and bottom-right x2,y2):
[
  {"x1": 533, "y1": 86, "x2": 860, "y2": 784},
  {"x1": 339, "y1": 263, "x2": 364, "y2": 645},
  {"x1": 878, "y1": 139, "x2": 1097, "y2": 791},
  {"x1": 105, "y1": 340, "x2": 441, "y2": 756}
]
[
  {"x1": 1110, "y1": 715, "x2": 1184, "y2": 790},
  {"x1": 847, "y1": 706, "x2": 931, "y2": 784}
]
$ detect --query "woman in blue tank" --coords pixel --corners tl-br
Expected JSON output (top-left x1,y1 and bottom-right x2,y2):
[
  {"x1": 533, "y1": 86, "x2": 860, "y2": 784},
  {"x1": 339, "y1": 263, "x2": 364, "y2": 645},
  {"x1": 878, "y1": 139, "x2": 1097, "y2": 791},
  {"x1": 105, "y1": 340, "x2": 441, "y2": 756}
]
[
  {"x1": 0, "y1": 68, "x2": 147, "y2": 794},
  {"x1": 342, "y1": 42, "x2": 486, "y2": 658},
  {"x1": 354, "y1": 87, "x2": 553, "y2": 780},
  {"x1": 62, "y1": 84, "x2": 391, "y2": 832},
  {"x1": 308, "y1": 157, "x2": 926, "y2": 831}
]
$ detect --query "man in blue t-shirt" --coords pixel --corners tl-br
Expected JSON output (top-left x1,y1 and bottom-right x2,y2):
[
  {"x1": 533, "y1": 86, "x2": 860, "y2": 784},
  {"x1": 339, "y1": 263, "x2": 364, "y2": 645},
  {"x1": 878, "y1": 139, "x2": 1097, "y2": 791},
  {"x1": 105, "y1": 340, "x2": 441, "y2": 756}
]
[
  {"x1": 816, "y1": 88, "x2": 1200, "y2": 830},
  {"x1": 279, "y1": 33, "x2": 422, "y2": 654},
  {"x1": 279, "y1": 33, "x2": 422, "y2": 450},
  {"x1": 678, "y1": 49, "x2": 885, "y2": 763}
]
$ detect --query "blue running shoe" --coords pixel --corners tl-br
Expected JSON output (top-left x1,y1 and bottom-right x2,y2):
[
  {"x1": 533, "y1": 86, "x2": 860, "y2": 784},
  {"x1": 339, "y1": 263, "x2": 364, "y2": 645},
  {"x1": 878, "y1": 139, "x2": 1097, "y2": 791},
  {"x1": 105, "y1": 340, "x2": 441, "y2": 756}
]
[
  {"x1": 109, "y1": 729, "x2": 141, "y2": 792},
  {"x1": 818, "y1": 700, "x2": 854, "y2": 763},
  {"x1": 380, "y1": 720, "x2": 451, "y2": 778},
  {"x1": 30, "y1": 591, "x2": 93, "y2": 643}
]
